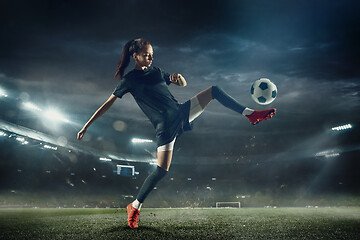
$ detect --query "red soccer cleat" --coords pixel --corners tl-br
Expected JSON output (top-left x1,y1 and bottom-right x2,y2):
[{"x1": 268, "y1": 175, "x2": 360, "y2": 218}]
[
  {"x1": 246, "y1": 108, "x2": 277, "y2": 125},
  {"x1": 126, "y1": 203, "x2": 141, "y2": 229}
]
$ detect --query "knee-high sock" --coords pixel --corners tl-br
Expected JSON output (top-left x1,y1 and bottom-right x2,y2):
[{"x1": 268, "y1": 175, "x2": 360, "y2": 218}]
[
  {"x1": 136, "y1": 166, "x2": 167, "y2": 203},
  {"x1": 212, "y1": 85, "x2": 246, "y2": 115}
]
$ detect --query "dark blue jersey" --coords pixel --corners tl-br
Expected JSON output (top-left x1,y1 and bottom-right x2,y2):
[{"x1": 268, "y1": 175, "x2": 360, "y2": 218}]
[{"x1": 113, "y1": 66, "x2": 192, "y2": 146}]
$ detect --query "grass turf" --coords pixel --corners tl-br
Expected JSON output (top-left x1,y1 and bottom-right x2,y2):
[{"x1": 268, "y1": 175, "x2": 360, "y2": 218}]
[{"x1": 0, "y1": 207, "x2": 360, "y2": 240}]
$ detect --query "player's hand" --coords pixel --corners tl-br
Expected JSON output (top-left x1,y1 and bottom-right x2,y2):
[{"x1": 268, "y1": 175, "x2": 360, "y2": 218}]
[
  {"x1": 170, "y1": 73, "x2": 180, "y2": 83},
  {"x1": 170, "y1": 73, "x2": 186, "y2": 87},
  {"x1": 77, "y1": 127, "x2": 87, "y2": 140}
]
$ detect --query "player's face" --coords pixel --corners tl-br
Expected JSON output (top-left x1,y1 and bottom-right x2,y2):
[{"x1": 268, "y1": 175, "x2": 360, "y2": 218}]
[{"x1": 134, "y1": 44, "x2": 154, "y2": 70}]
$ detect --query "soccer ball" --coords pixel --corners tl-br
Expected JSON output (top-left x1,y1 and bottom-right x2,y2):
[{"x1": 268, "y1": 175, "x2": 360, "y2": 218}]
[{"x1": 251, "y1": 78, "x2": 277, "y2": 105}]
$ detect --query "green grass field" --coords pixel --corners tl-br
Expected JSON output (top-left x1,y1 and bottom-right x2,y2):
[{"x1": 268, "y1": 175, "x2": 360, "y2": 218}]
[{"x1": 0, "y1": 207, "x2": 360, "y2": 240}]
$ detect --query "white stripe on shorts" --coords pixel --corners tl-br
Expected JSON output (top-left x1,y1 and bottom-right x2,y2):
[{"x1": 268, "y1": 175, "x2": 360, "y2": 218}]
[
  {"x1": 157, "y1": 137, "x2": 176, "y2": 152},
  {"x1": 157, "y1": 96, "x2": 204, "y2": 152}
]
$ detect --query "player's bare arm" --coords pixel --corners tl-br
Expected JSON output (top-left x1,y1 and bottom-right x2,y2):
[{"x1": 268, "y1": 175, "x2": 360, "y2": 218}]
[{"x1": 77, "y1": 94, "x2": 117, "y2": 140}]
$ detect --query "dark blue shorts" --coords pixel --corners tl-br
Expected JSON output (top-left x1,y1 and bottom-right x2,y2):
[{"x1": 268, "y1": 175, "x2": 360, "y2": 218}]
[{"x1": 155, "y1": 100, "x2": 193, "y2": 147}]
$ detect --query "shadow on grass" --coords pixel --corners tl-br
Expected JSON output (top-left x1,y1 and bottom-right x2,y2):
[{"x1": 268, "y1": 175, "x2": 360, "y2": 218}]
[{"x1": 104, "y1": 225, "x2": 164, "y2": 234}]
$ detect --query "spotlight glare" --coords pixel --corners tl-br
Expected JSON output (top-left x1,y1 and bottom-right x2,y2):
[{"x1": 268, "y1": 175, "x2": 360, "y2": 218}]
[
  {"x1": 99, "y1": 157, "x2": 112, "y2": 162},
  {"x1": 0, "y1": 87, "x2": 7, "y2": 97},
  {"x1": 325, "y1": 153, "x2": 340, "y2": 158},
  {"x1": 131, "y1": 138, "x2": 153, "y2": 143},
  {"x1": 16, "y1": 137, "x2": 25, "y2": 142},
  {"x1": 15, "y1": 136, "x2": 29, "y2": 145},
  {"x1": 23, "y1": 102, "x2": 42, "y2": 111},
  {"x1": 44, "y1": 109, "x2": 70, "y2": 123},
  {"x1": 315, "y1": 149, "x2": 340, "y2": 158},
  {"x1": 331, "y1": 124, "x2": 352, "y2": 131},
  {"x1": 44, "y1": 145, "x2": 57, "y2": 151}
]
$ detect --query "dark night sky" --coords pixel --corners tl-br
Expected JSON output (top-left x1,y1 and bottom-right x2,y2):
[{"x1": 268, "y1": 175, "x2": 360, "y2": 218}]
[{"x1": 1, "y1": 0, "x2": 360, "y2": 164}]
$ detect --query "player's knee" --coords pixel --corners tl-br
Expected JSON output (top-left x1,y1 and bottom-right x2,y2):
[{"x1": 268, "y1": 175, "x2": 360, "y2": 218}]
[{"x1": 156, "y1": 165, "x2": 169, "y2": 175}]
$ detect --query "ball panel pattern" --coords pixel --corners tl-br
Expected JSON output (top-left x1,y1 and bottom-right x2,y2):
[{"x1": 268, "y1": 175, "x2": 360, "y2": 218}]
[
  {"x1": 259, "y1": 82, "x2": 268, "y2": 90},
  {"x1": 250, "y1": 78, "x2": 277, "y2": 105}
]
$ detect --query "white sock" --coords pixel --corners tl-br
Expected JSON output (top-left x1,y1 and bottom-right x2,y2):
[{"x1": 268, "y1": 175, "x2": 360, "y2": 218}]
[
  {"x1": 132, "y1": 199, "x2": 142, "y2": 210},
  {"x1": 242, "y1": 107, "x2": 254, "y2": 116}
]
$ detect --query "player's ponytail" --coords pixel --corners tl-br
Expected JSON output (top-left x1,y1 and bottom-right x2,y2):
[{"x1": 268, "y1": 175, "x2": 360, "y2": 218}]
[{"x1": 114, "y1": 38, "x2": 150, "y2": 80}]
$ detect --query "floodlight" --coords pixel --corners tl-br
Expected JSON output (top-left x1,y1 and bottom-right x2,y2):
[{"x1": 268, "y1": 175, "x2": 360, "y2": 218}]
[
  {"x1": 15, "y1": 137, "x2": 25, "y2": 142},
  {"x1": 325, "y1": 153, "x2": 340, "y2": 158},
  {"x1": 99, "y1": 157, "x2": 112, "y2": 162},
  {"x1": 15, "y1": 137, "x2": 28, "y2": 145},
  {"x1": 331, "y1": 124, "x2": 352, "y2": 131},
  {"x1": 0, "y1": 87, "x2": 7, "y2": 97},
  {"x1": 23, "y1": 102, "x2": 42, "y2": 112},
  {"x1": 44, "y1": 109, "x2": 70, "y2": 123},
  {"x1": 315, "y1": 149, "x2": 340, "y2": 158},
  {"x1": 131, "y1": 138, "x2": 153, "y2": 143},
  {"x1": 44, "y1": 144, "x2": 57, "y2": 150}
]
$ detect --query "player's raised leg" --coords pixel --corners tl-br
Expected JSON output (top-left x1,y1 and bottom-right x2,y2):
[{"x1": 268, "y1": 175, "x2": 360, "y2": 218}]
[{"x1": 193, "y1": 86, "x2": 276, "y2": 125}]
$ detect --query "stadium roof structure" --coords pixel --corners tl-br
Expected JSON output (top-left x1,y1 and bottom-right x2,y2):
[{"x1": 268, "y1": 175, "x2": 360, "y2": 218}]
[{"x1": 0, "y1": 119, "x2": 154, "y2": 164}]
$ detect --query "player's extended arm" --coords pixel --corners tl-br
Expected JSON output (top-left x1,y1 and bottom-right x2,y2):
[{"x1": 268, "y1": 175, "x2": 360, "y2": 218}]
[
  {"x1": 77, "y1": 94, "x2": 117, "y2": 140},
  {"x1": 170, "y1": 73, "x2": 187, "y2": 87}
]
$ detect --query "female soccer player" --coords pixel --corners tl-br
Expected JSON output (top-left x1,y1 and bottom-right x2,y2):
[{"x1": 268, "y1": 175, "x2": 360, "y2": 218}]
[{"x1": 77, "y1": 38, "x2": 276, "y2": 228}]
